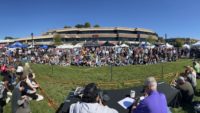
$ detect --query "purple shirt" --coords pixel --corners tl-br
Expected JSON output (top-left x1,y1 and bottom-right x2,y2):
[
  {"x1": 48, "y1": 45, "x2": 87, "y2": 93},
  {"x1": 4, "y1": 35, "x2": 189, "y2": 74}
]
[{"x1": 133, "y1": 90, "x2": 168, "y2": 113}]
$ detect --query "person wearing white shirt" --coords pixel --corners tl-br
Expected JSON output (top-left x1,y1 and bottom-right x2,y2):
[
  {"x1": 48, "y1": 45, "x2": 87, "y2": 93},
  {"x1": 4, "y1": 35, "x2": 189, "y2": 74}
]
[{"x1": 70, "y1": 83, "x2": 118, "y2": 113}]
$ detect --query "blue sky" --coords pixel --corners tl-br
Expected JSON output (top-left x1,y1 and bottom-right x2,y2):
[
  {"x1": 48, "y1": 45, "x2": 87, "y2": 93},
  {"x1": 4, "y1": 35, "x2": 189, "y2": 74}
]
[{"x1": 0, "y1": 0, "x2": 200, "y2": 39}]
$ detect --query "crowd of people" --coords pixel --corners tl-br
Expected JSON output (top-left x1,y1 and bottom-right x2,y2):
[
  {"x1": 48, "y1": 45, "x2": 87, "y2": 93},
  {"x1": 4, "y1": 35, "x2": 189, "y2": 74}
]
[
  {"x1": 0, "y1": 45, "x2": 197, "y2": 113},
  {"x1": 0, "y1": 46, "x2": 184, "y2": 67},
  {"x1": 0, "y1": 62, "x2": 43, "y2": 113},
  {"x1": 171, "y1": 61, "x2": 200, "y2": 106}
]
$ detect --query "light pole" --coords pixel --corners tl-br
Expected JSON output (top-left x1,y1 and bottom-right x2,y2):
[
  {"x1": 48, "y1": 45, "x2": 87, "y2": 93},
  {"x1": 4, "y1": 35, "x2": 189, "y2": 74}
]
[
  {"x1": 31, "y1": 33, "x2": 34, "y2": 47},
  {"x1": 165, "y1": 33, "x2": 167, "y2": 45}
]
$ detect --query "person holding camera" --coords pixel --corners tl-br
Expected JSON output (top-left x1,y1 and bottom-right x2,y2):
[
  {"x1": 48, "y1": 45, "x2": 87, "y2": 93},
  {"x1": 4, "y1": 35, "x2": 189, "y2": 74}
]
[{"x1": 69, "y1": 83, "x2": 118, "y2": 113}]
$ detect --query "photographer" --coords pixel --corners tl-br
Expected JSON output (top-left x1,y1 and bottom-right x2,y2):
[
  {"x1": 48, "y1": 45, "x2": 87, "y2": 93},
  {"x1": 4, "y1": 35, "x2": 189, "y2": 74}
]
[{"x1": 69, "y1": 83, "x2": 118, "y2": 113}]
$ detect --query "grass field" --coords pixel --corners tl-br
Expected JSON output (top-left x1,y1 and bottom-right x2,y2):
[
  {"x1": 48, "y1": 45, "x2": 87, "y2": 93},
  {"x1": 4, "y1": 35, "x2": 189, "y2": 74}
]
[{"x1": 4, "y1": 59, "x2": 199, "y2": 113}]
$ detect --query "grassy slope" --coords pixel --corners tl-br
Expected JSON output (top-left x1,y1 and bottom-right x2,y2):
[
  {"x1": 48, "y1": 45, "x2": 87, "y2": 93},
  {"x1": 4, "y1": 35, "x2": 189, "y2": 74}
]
[{"x1": 4, "y1": 59, "x2": 195, "y2": 113}]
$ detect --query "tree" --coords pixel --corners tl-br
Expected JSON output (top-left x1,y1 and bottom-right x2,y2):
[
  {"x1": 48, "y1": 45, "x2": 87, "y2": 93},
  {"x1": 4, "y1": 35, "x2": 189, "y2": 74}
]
[
  {"x1": 75, "y1": 24, "x2": 84, "y2": 28},
  {"x1": 4, "y1": 36, "x2": 15, "y2": 40},
  {"x1": 146, "y1": 36, "x2": 157, "y2": 44},
  {"x1": 174, "y1": 39, "x2": 184, "y2": 47},
  {"x1": 158, "y1": 37, "x2": 165, "y2": 43},
  {"x1": 53, "y1": 34, "x2": 62, "y2": 45},
  {"x1": 64, "y1": 25, "x2": 71, "y2": 28},
  {"x1": 84, "y1": 22, "x2": 91, "y2": 28},
  {"x1": 93, "y1": 24, "x2": 100, "y2": 28}
]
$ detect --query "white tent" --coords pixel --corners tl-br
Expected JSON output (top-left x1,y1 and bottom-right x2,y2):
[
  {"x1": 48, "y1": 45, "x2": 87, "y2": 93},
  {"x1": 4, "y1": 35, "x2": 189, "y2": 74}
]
[
  {"x1": 113, "y1": 45, "x2": 120, "y2": 48},
  {"x1": 192, "y1": 41, "x2": 200, "y2": 47},
  {"x1": 57, "y1": 44, "x2": 74, "y2": 49},
  {"x1": 146, "y1": 45, "x2": 155, "y2": 49},
  {"x1": 140, "y1": 41, "x2": 151, "y2": 46},
  {"x1": 160, "y1": 43, "x2": 173, "y2": 48},
  {"x1": 73, "y1": 43, "x2": 83, "y2": 48},
  {"x1": 120, "y1": 44, "x2": 129, "y2": 48},
  {"x1": 139, "y1": 41, "x2": 152, "y2": 48},
  {"x1": 182, "y1": 44, "x2": 190, "y2": 49},
  {"x1": 166, "y1": 43, "x2": 173, "y2": 48}
]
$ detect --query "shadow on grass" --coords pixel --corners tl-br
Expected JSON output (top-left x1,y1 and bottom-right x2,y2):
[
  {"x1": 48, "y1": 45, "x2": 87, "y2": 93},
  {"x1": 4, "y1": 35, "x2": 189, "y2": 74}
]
[
  {"x1": 55, "y1": 103, "x2": 65, "y2": 113},
  {"x1": 181, "y1": 103, "x2": 195, "y2": 113},
  {"x1": 195, "y1": 89, "x2": 200, "y2": 97}
]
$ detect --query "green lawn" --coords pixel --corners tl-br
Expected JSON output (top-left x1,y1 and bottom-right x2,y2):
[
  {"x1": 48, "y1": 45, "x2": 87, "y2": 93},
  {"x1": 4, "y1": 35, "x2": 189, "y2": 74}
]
[{"x1": 4, "y1": 59, "x2": 199, "y2": 113}]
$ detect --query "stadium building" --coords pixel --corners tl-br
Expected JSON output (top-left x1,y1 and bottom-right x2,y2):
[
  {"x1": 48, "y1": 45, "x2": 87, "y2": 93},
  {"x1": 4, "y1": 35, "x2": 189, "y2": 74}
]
[{"x1": 0, "y1": 27, "x2": 159, "y2": 45}]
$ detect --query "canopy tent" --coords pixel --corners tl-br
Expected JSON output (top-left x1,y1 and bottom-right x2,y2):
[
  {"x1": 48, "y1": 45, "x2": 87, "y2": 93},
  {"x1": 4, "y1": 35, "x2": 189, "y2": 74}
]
[
  {"x1": 160, "y1": 43, "x2": 174, "y2": 48},
  {"x1": 8, "y1": 42, "x2": 28, "y2": 48},
  {"x1": 56, "y1": 44, "x2": 74, "y2": 49},
  {"x1": 182, "y1": 44, "x2": 190, "y2": 49},
  {"x1": 113, "y1": 45, "x2": 120, "y2": 48},
  {"x1": 140, "y1": 41, "x2": 151, "y2": 46},
  {"x1": 73, "y1": 43, "x2": 83, "y2": 48},
  {"x1": 139, "y1": 41, "x2": 152, "y2": 48},
  {"x1": 83, "y1": 42, "x2": 100, "y2": 47},
  {"x1": 101, "y1": 41, "x2": 115, "y2": 46},
  {"x1": 39, "y1": 45, "x2": 48, "y2": 49},
  {"x1": 145, "y1": 45, "x2": 155, "y2": 49},
  {"x1": 166, "y1": 43, "x2": 174, "y2": 48},
  {"x1": 120, "y1": 44, "x2": 129, "y2": 48},
  {"x1": 192, "y1": 41, "x2": 200, "y2": 47},
  {"x1": 28, "y1": 45, "x2": 35, "y2": 48}
]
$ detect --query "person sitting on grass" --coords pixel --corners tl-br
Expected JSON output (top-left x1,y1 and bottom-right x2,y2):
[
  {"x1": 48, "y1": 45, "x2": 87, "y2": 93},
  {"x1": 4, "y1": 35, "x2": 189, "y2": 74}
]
[
  {"x1": 176, "y1": 76, "x2": 194, "y2": 105},
  {"x1": 11, "y1": 75, "x2": 31, "y2": 113},
  {"x1": 132, "y1": 77, "x2": 168, "y2": 113},
  {"x1": 15, "y1": 74, "x2": 39, "y2": 102},
  {"x1": 69, "y1": 83, "x2": 118, "y2": 113},
  {"x1": 26, "y1": 73, "x2": 43, "y2": 101},
  {"x1": 184, "y1": 66, "x2": 197, "y2": 91}
]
